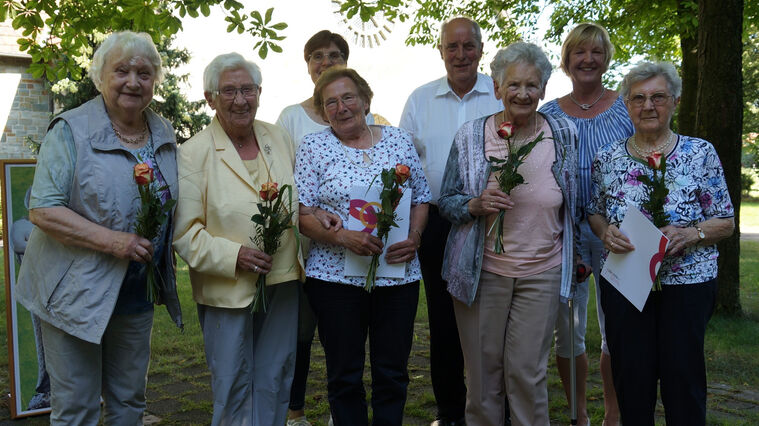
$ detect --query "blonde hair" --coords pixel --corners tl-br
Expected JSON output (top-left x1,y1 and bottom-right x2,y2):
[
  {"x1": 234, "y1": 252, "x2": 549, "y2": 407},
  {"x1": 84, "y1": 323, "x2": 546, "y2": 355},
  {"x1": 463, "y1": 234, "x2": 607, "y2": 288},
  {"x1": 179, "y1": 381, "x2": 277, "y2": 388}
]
[{"x1": 560, "y1": 23, "x2": 614, "y2": 76}]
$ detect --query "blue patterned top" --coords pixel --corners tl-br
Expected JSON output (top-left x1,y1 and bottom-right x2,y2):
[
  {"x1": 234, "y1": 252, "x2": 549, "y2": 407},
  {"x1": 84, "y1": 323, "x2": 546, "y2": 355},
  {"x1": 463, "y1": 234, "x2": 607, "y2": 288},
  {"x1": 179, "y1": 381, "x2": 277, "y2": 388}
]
[
  {"x1": 587, "y1": 135, "x2": 734, "y2": 285},
  {"x1": 540, "y1": 96, "x2": 634, "y2": 216}
]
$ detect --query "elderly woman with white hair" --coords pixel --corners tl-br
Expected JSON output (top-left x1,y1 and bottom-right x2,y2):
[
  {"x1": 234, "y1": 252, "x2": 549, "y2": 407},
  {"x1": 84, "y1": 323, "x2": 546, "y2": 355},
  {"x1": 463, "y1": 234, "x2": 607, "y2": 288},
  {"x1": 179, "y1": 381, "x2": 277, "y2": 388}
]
[
  {"x1": 588, "y1": 61, "x2": 734, "y2": 425},
  {"x1": 438, "y1": 41, "x2": 582, "y2": 426},
  {"x1": 173, "y1": 52, "x2": 304, "y2": 425},
  {"x1": 16, "y1": 31, "x2": 182, "y2": 424}
]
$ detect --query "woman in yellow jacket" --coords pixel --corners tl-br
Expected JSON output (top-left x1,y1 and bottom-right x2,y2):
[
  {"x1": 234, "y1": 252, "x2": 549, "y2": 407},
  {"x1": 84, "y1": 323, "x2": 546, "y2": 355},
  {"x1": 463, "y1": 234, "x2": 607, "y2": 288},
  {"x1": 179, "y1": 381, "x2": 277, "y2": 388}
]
[{"x1": 173, "y1": 53, "x2": 304, "y2": 426}]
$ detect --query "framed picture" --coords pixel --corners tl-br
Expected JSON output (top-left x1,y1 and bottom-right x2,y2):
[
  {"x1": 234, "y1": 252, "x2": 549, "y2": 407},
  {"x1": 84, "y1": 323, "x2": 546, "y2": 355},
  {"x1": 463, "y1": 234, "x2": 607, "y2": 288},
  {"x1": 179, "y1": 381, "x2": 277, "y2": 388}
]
[{"x1": 1, "y1": 159, "x2": 51, "y2": 418}]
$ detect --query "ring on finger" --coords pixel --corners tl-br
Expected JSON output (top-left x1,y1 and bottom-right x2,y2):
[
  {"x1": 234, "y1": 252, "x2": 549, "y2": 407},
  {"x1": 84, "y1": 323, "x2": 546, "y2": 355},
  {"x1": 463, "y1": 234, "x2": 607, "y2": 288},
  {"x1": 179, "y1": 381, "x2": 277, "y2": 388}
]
[{"x1": 253, "y1": 265, "x2": 259, "y2": 272}]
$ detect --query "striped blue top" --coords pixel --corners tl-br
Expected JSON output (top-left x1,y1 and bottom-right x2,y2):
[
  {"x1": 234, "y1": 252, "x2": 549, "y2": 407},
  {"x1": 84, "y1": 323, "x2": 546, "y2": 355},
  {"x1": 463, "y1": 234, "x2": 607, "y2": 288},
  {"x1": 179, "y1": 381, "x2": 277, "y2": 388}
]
[{"x1": 540, "y1": 96, "x2": 634, "y2": 216}]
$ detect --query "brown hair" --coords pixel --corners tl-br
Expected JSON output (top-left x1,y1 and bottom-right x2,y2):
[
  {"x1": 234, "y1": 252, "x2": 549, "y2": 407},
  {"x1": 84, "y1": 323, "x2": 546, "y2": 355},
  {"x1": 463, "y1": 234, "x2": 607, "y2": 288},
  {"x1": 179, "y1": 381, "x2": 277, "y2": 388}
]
[
  {"x1": 313, "y1": 67, "x2": 373, "y2": 119},
  {"x1": 560, "y1": 23, "x2": 615, "y2": 76},
  {"x1": 304, "y1": 30, "x2": 350, "y2": 63}
]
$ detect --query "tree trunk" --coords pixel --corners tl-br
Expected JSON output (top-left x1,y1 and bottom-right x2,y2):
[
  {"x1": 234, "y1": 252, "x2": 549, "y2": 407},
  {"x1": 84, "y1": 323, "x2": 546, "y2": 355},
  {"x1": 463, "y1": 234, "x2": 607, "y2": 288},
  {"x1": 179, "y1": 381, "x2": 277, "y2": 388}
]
[
  {"x1": 695, "y1": 0, "x2": 743, "y2": 315},
  {"x1": 678, "y1": 0, "x2": 698, "y2": 135}
]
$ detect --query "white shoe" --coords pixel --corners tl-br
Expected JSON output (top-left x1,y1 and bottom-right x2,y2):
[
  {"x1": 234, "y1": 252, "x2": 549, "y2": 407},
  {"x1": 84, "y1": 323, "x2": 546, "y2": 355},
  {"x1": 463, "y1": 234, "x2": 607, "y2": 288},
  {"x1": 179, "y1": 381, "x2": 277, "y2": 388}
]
[
  {"x1": 286, "y1": 416, "x2": 312, "y2": 426},
  {"x1": 328, "y1": 416, "x2": 334, "y2": 426}
]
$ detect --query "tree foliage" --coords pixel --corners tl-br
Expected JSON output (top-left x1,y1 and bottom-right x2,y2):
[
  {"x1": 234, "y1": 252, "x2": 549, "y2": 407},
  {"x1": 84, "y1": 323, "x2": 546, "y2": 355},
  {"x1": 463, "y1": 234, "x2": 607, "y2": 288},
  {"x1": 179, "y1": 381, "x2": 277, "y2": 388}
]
[{"x1": 0, "y1": 0, "x2": 287, "y2": 82}]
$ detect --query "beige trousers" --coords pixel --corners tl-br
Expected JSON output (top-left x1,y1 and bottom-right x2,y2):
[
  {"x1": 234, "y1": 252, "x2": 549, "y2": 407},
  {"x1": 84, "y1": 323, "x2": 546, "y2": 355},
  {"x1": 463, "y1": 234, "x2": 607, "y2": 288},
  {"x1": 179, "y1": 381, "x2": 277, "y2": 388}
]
[{"x1": 453, "y1": 265, "x2": 561, "y2": 426}]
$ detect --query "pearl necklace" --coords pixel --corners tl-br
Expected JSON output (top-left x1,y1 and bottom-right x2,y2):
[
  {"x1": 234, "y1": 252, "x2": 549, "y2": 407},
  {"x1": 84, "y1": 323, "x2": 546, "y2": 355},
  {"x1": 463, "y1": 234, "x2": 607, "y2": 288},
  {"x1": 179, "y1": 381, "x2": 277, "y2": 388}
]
[
  {"x1": 339, "y1": 126, "x2": 376, "y2": 168},
  {"x1": 569, "y1": 87, "x2": 606, "y2": 111},
  {"x1": 111, "y1": 122, "x2": 148, "y2": 144},
  {"x1": 630, "y1": 131, "x2": 675, "y2": 157}
]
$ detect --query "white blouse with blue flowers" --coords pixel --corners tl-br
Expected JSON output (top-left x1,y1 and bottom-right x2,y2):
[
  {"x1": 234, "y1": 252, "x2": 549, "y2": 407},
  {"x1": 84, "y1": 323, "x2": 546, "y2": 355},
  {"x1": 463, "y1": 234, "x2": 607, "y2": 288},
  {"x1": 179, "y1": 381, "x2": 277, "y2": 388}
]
[{"x1": 588, "y1": 134, "x2": 734, "y2": 285}]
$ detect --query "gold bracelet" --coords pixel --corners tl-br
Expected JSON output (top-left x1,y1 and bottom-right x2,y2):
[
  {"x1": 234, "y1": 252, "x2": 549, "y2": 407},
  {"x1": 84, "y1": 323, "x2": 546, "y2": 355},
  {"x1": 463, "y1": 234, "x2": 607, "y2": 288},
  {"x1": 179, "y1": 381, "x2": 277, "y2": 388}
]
[{"x1": 410, "y1": 229, "x2": 422, "y2": 247}]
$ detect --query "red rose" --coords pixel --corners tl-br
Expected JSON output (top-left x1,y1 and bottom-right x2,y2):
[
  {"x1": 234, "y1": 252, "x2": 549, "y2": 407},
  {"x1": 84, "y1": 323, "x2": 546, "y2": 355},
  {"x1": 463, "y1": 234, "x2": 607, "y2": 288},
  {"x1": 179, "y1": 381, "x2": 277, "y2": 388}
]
[
  {"x1": 497, "y1": 122, "x2": 514, "y2": 139},
  {"x1": 647, "y1": 152, "x2": 663, "y2": 169},
  {"x1": 394, "y1": 163, "x2": 411, "y2": 185},
  {"x1": 259, "y1": 182, "x2": 279, "y2": 201},
  {"x1": 134, "y1": 163, "x2": 153, "y2": 186}
]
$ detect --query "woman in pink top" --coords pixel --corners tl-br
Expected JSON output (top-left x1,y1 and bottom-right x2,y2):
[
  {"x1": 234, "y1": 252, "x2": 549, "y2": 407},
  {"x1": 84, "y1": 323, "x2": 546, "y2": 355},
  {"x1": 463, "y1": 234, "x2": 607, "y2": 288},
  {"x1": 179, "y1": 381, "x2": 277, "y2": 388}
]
[{"x1": 438, "y1": 42, "x2": 586, "y2": 426}]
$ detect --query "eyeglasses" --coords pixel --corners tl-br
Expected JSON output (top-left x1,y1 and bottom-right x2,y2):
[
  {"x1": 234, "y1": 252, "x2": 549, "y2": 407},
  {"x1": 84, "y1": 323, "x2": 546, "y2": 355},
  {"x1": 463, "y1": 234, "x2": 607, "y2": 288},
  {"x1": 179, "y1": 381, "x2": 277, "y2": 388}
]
[
  {"x1": 626, "y1": 92, "x2": 673, "y2": 107},
  {"x1": 308, "y1": 51, "x2": 345, "y2": 64},
  {"x1": 324, "y1": 94, "x2": 358, "y2": 111},
  {"x1": 214, "y1": 85, "x2": 259, "y2": 99}
]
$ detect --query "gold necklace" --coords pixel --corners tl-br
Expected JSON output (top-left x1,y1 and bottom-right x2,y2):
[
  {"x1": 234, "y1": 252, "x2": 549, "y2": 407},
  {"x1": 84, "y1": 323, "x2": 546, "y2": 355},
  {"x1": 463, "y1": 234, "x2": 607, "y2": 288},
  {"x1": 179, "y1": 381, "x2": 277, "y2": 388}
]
[
  {"x1": 111, "y1": 122, "x2": 148, "y2": 144},
  {"x1": 338, "y1": 126, "x2": 376, "y2": 168}
]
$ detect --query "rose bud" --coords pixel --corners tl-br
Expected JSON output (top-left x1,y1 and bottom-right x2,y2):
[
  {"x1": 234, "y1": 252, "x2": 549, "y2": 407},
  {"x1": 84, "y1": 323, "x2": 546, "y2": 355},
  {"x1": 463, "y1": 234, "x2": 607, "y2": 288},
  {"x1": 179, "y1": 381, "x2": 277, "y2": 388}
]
[
  {"x1": 134, "y1": 163, "x2": 154, "y2": 186},
  {"x1": 647, "y1": 152, "x2": 663, "y2": 169},
  {"x1": 394, "y1": 164, "x2": 411, "y2": 185},
  {"x1": 259, "y1": 182, "x2": 279, "y2": 201},
  {"x1": 497, "y1": 122, "x2": 514, "y2": 139}
]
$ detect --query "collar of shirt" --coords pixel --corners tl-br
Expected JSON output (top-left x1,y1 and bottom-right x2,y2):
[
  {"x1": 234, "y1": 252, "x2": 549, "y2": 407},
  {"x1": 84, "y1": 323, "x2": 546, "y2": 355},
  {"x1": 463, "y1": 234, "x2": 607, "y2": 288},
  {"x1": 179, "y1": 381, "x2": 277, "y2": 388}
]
[{"x1": 434, "y1": 73, "x2": 494, "y2": 100}]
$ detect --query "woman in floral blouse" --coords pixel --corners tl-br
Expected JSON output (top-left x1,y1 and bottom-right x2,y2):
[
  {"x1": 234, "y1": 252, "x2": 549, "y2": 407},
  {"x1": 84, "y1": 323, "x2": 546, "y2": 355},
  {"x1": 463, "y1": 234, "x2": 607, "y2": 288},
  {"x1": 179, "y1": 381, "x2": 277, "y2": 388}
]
[
  {"x1": 587, "y1": 61, "x2": 734, "y2": 426},
  {"x1": 294, "y1": 67, "x2": 430, "y2": 425}
]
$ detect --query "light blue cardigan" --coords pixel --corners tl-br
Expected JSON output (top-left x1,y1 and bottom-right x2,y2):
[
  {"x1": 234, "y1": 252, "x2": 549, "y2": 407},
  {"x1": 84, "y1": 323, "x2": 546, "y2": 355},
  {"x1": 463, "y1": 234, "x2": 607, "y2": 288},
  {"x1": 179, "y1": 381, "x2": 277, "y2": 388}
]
[{"x1": 438, "y1": 113, "x2": 580, "y2": 306}]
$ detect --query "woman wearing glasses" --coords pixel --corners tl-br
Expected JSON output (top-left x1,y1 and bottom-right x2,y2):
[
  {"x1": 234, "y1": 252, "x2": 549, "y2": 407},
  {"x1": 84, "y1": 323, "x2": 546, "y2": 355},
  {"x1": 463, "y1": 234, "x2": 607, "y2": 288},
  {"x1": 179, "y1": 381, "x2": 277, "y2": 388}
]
[
  {"x1": 587, "y1": 62, "x2": 734, "y2": 425},
  {"x1": 173, "y1": 53, "x2": 304, "y2": 426},
  {"x1": 294, "y1": 67, "x2": 430, "y2": 425},
  {"x1": 277, "y1": 30, "x2": 385, "y2": 426}
]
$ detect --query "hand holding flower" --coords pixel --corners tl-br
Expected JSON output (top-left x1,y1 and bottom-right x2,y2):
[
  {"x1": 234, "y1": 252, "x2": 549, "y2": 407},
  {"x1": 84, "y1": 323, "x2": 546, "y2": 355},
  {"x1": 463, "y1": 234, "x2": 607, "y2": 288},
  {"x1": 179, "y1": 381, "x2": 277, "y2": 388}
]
[
  {"x1": 468, "y1": 188, "x2": 513, "y2": 217},
  {"x1": 236, "y1": 246, "x2": 273, "y2": 274}
]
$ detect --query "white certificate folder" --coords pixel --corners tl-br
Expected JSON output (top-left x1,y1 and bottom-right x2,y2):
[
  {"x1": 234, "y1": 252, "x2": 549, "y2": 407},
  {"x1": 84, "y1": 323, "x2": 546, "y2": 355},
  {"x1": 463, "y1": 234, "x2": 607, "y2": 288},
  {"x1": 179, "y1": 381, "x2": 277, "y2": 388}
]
[
  {"x1": 343, "y1": 185, "x2": 411, "y2": 279},
  {"x1": 600, "y1": 206, "x2": 669, "y2": 312}
]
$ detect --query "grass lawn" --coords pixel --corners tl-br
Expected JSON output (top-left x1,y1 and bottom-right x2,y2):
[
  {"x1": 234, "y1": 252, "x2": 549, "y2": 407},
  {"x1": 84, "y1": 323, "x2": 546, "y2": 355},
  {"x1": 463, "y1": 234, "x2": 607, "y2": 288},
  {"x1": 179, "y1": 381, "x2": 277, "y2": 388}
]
[{"x1": 1, "y1": 215, "x2": 758, "y2": 424}]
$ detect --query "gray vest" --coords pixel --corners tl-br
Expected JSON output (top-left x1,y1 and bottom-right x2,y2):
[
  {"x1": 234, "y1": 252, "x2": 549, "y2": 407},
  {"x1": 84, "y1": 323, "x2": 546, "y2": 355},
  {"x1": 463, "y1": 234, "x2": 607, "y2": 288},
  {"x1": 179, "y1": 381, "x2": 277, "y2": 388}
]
[{"x1": 16, "y1": 96, "x2": 183, "y2": 343}]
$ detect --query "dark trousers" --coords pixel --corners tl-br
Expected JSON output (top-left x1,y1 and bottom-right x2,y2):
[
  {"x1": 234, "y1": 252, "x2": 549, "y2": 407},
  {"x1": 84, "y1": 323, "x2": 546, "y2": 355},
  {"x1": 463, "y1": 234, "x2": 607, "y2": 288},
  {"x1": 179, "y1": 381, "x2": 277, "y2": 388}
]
[
  {"x1": 305, "y1": 278, "x2": 419, "y2": 426},
  {"x1": 420, "y1": 205, "x2": 466, "y2": 421},
  {"x1": 288, "y1": 284, "x2": 318, "y2": 411},
  {"x1": 600, "y1": 277, "x2": 716, "y2": 426}
]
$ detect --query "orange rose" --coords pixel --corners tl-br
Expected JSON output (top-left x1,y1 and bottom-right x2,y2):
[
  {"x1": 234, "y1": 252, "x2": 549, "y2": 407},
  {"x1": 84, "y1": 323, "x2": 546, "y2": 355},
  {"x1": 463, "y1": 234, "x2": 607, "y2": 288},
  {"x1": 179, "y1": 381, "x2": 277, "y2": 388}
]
[
  {"x1": 394, "y1": 163, "x2": 411, "y2": 185},
  {"x1": 497, "y1": 121, "x2": 514, "y2": 139},
  {"x1": 134, "y1": 163, "x2": 153, "y2": 186},
  {"x1": 259, "y1": 182, "x2": 279, "y2": 201}
]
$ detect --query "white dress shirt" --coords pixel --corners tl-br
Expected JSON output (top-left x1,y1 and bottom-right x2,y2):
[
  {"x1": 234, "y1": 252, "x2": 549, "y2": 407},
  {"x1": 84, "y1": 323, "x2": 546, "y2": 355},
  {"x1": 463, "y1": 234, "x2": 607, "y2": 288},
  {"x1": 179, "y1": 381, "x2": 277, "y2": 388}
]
[{"x1": 399, "y1": 73, "x2": 503, "y2": 203}]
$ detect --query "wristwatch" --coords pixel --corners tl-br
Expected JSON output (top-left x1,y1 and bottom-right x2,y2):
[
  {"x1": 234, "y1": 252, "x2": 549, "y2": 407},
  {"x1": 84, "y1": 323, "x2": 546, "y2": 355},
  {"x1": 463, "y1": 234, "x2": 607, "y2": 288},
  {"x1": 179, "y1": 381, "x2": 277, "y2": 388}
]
[{"x1": 696, "y1": 226, "x2": 706, "y2": 241}]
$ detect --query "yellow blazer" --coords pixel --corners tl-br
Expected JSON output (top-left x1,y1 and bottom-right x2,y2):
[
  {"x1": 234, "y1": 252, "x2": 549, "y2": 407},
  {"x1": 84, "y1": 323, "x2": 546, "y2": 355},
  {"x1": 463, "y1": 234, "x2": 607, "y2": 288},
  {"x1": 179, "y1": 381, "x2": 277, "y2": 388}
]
[{"x1": 174, "y1": 117, "x2": 305, "y2": 309}]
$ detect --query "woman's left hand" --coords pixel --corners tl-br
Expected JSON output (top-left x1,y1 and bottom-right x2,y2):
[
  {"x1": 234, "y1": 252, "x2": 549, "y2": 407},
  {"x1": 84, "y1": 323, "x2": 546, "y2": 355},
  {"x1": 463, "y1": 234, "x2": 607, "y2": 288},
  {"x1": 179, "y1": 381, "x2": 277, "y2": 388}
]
[
  {"x1": 660, "y1": 225, "x2": 697, "y2": 256},
  {"x1": 385, "y1": 237, "x2": 419, "y2": 264},
  {"x1": 385, "y1": 228, "x2": 422, "y2": 264}
]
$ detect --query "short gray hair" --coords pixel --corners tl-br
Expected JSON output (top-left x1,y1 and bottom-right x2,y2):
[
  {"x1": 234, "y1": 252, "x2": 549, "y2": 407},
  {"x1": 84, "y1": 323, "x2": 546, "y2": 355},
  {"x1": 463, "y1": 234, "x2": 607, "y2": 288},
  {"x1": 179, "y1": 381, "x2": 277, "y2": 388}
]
[
  {"x1": 203, "y1": 53, "x2": 262, "y2": 95},
  {"x1": 619, "y1": 61, "x2": 682, "y2": 99},
  {"x1": 490, "y1": 42, "x2": 552, "y2": 89},
  {"x1": 439, "y1": 17, "x2": 482, "y2": 47},
  {"x1": 89, "y1": 31, "x2": 164, "y2": 92}
]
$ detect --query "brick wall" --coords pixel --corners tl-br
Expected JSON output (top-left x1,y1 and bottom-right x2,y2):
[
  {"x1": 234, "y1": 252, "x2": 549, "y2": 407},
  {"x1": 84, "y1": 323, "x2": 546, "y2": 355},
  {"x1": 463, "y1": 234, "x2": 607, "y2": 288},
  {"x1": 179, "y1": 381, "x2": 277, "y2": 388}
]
[{"x1": 0, "y1": 56, "x2": 51, "y2": 159}]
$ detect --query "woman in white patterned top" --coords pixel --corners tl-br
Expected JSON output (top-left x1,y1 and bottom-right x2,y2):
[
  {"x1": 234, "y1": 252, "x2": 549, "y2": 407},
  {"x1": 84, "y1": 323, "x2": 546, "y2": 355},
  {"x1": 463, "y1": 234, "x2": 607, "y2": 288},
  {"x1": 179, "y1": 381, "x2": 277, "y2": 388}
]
[{"x1": 295, "y1": 67, "x2": 430, "y2": 425}]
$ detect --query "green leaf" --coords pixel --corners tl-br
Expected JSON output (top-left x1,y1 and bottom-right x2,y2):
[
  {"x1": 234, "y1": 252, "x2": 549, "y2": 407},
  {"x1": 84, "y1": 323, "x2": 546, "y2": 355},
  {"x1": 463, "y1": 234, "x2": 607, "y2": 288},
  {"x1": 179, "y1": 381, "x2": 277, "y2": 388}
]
[
  {"x1": 264, "y1": 7, "x2": 273, "y2": 24},
  {"x1": 250, "y1": 10, "x2": 262, "y2": 23},
  {"x1": 258, "y1": 42, "x2": 268, "y2": 58},
  {"x1": 270, "y1": 43, "x2": 282, "y2": 53},
  {"x1": 200, "y1": 3, "x2": 211, "y2": 17},
  {"x1": 271, "y1": 22, "x2": 287, "y2": 30}
]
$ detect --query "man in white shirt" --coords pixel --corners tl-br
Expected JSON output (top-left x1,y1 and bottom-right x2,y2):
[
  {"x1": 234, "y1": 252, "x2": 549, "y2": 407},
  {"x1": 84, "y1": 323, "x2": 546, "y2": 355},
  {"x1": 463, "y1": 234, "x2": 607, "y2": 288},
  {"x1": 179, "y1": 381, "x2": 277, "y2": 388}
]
[{"x1": 399, "y1": 16, "x2": 503, "y2": 426}]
